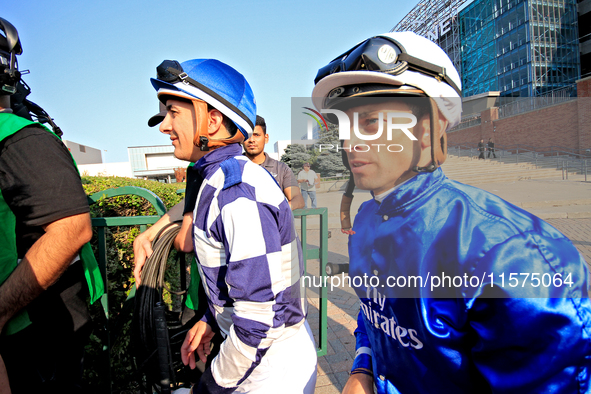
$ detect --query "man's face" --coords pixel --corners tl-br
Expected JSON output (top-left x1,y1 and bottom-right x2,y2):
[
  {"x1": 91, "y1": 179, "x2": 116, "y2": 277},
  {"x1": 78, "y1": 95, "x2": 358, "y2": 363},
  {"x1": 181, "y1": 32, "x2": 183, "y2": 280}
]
[
  {"x1": 159, "y1": 98, "x2": 199, "y2": 162},
  {"x1": 303, "y1": 165, "x2": 310, "y2": 172},
  {"x1": 343, "y1": 100, "x2": 427, "y2": 195},
  {"x1": 243, "y1": 125, "x2": 268, "y2": 156}
]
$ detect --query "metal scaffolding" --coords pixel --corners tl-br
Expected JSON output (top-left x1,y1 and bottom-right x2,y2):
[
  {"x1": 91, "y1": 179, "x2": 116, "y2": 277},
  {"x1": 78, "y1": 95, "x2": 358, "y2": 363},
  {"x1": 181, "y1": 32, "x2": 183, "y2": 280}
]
[
  {"x1": 391, "y1": 0, "x2": 470, "y2": 75},
  {"x1": 528, "y1": 0, "x2": 580, "y2": 96},
  {"x1": 459, "y1": 0, "x2": 579, "y2": 97},
  {"x1": 392, "y1": 0, "x2": 580, "y2": 98}
]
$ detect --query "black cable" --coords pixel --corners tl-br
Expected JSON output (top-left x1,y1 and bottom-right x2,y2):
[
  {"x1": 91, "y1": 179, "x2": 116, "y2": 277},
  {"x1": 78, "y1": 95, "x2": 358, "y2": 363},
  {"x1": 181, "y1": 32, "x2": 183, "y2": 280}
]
[
  {"x1": 136, "y1": 222, "x2": 181, "y2": 349},
  {"x1": 155, "y1": 302, "x2": 173, "y2": 394},
  {"x1": 10, "y1": 79, "x2": 64, "y2": 137},
  {"x1": 133, "y1": 221, "x2": 188, "y2": 393}
]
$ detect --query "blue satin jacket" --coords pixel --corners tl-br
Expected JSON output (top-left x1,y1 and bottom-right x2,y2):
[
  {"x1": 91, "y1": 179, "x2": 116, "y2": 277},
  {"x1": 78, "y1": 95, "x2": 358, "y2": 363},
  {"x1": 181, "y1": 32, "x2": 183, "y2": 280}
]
[{"x1": 349, "y1": 168, "x2": 591, "y2": 394}]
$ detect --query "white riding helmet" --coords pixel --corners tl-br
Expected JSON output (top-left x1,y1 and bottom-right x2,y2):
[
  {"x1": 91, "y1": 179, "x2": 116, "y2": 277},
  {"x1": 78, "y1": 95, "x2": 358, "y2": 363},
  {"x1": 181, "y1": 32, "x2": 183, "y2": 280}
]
[
  {"x1": 312, "y1": 31, "x2": 462, "y2": 130},
  {"x1": 313, "y1": 32, "x2": 464, "y2": 231}
]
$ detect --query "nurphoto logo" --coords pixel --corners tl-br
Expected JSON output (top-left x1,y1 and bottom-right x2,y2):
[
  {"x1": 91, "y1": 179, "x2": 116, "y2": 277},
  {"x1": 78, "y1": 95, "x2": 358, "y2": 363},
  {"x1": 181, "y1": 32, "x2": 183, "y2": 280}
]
[
  {"x1": 302, "y1": 107, "x2": 418, "y2": 153},
  {"x1": 302, "y1": 107, "x2": 329, "y2": 139}
]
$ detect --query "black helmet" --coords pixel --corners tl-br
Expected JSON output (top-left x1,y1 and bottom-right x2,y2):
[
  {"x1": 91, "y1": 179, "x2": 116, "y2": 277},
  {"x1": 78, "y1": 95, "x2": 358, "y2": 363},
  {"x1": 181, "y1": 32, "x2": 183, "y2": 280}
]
[{"x1": 0, "y1": 17, "x2": 23, "y2": 95}]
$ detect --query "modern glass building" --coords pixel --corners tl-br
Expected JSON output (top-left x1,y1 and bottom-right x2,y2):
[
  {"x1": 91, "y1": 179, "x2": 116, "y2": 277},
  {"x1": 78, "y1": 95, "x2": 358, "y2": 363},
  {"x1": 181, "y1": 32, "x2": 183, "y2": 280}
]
[
  {"x1": 581, "y1": 0, "x2": 591, "y2": 79},
  {"x1": 393, "y1": 0, "x2": 581, "y2": 98},
  {"x1": 460, "y1": 0, "x2": 580, "y2": 97},
  {"x1": 392, "y1": 0, "x2": 469, "y2": 78},
  {"x1": 128, "y1": 145, "x2": 189, "y2": 182}
]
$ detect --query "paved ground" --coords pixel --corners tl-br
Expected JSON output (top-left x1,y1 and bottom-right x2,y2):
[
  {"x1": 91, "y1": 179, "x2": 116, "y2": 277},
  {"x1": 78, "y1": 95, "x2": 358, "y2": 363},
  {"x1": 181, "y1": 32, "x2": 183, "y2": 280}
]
[
  {"x1": 304, "y1": 178, "x2": 591, "y2": 392},
  {"x1": 477, "y1": 178, "x2": 591, "y2": 219},
  {"x1": 545, "y1": 218, "x2": 591, "y2": 268}
]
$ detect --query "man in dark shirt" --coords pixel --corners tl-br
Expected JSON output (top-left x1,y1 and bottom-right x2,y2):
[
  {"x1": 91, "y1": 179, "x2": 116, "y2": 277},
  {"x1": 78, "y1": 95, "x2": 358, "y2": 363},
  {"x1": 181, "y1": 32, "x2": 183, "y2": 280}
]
[
  {"x1": 243, "y1": 115, "x2": 304, "y2": 210},
  {"x1": 0, "y1": 18, "x2": 100, "y2": 394},
  {"x1": 478, "y1": 139, "x2": 485, "y2": 159},
  {"x1": 487, "y1": 138, "x2": 496, "y2": 158}
]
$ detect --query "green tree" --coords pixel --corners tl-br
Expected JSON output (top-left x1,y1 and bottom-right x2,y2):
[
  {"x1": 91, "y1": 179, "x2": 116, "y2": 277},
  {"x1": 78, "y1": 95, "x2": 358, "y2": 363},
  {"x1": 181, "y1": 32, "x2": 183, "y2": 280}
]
[
  {"x1": 314, "y1": 122, "x2": 348, "y2": 177},
  {"x1": 316, "y1": 151, "x2": 347, "y2": 177},
  {"x1": 280, "y1": 143, "x2": 311, "y2": 174}
]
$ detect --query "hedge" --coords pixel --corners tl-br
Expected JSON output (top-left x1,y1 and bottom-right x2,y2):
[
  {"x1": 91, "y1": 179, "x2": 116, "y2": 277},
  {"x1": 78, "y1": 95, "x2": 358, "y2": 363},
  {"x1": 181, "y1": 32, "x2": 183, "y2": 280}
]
[{"x1": 81, "y1": 176, "x2": 185, "y2": 394}]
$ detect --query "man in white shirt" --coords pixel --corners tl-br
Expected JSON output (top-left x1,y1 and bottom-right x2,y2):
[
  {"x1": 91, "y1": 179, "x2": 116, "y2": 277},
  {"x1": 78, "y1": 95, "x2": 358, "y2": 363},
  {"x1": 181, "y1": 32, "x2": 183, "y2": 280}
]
[{"x1": 297, "y1": 163, "x2": 318, "y2": 208}]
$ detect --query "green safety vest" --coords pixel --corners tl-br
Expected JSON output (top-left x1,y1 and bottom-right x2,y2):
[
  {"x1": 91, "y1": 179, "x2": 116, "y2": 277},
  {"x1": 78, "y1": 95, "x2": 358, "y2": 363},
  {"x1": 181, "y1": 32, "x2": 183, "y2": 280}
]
[
  {"x1": 185, "y1": 257, "x2": 200, "y2": 310},
  {"x1": 0, "y1": 112, "x2": 104, "y2": 336}
]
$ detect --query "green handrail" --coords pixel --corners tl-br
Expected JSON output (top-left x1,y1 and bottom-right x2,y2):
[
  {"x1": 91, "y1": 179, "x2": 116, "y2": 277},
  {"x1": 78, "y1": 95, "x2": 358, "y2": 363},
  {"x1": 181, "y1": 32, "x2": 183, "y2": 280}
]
[
  {"x1": 89, "y1": 185, "x2": 167, "y2": 215},
  {"x1": 293, "y1": 207, "x2": 329, "y2": 357},
  {"x1": 87, "y1": 186, "x2": 168, "y2": 394},
  {"x1": 88, "y1": 186, "x2": 167, "y2": 315}
]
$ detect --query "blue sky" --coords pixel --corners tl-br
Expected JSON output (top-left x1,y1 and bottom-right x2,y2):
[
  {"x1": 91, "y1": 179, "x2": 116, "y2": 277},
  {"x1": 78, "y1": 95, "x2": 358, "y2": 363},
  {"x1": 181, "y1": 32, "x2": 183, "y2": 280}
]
[{"x1": 3, "y1": 1, "x2": 416, "y2": 162}]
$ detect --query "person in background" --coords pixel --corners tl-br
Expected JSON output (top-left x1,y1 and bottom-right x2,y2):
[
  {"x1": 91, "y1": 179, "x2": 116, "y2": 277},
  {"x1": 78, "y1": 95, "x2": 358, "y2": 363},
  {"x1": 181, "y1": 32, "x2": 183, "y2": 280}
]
[
  {"x1": 478, "y1": 138, "x2": 485, "y2": 159},
  {"x1": 487, "y1": 137, "x2": 496, "y2": 158},
  {"x1": 297, "y1": 163, "x2": 318, "y2": 208},
  {"x1": 243, "y1": 115, "x2": 304, "y2": 210}
]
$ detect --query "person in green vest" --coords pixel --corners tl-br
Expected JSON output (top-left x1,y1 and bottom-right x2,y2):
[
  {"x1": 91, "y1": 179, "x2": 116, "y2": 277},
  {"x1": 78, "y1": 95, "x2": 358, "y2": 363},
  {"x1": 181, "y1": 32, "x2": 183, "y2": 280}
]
[{"x1": 0, "y1": 17, "x2": 103, "y2": 394}]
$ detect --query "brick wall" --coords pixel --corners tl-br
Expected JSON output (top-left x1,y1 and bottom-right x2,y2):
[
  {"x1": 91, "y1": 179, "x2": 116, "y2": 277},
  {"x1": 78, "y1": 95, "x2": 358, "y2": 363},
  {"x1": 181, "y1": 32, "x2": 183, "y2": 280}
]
[
  {"x1": 494, "y1": 101, "x2": 579, "y2": 148},
  {"x1": 578, "y1": 76, "x2": 591, "y2": 97},
  {"x1": 578, "y1": 77, "x2": 591, "y2": 151},
  {"x1": 447, "y1": 77, "x2": 591, "y2": 153},
  {"x1": 447, "y1": 125, "x2": 481, "y2": 146}
]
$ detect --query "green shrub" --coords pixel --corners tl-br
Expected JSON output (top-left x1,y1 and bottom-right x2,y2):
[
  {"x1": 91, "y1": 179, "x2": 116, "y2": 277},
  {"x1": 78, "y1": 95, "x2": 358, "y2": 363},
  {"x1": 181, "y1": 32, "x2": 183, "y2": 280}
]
[{"x1": 81, "y1": 176, "x2": 185, "y2": 394}]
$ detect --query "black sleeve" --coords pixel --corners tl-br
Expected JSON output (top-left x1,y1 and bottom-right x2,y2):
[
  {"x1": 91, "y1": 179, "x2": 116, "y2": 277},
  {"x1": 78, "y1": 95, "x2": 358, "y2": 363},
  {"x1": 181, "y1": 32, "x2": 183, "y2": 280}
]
[
  {"x1": 0, "y1": 126, "x2": 89, "y2": 228},
  {"x1": 183, "y1": 164, "x2": 204, "y2": 215}
]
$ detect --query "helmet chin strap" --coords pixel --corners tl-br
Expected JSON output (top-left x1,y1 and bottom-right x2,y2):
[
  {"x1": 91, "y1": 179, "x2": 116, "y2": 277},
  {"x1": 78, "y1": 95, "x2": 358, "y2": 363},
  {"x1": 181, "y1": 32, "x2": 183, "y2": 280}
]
[
  {"x1": 412, "y1": 99, "x2": 447, "y2": 173},
  {"x1": 191, "y1": 99, "x2": 245, "y2": 151},
  {"x1": 191, "y1": 99, "x2": 210, "y2": 151}
]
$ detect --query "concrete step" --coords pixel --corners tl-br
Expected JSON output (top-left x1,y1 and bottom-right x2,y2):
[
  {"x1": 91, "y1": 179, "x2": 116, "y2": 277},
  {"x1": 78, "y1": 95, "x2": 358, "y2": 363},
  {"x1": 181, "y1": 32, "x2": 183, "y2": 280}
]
[
  {"x1": 444, "y1": 157, "x2": 536, "y2": 168},
  {"x1": 494, "y1": 158, "x2": 585, "y2": 167},
  {"x1": 520, "y1": 198, "x2": 591, "y2": 209},
  {"x1": 439, "y1": 153, "x2": 586, "y2": 183},
  {"x1": 446, "y1": 158, "x2": 591, "y2": 216},
  {"x1": 527, "y1": 204, "x2": 591, "y2": 219},
  {"x1": 445, "y1": 166, "x2": 562, "y2": 176},
  {"x1": 448, "y1": 152, "x2": 590, "y2": 170},
  {"x1": 449, "y1": 175, "x2": 561, "y2": 185},
  {"x1": 446, "y1": 170, "x2": 565, "y2": 184},
  {"x1": 443, "y1": 163, "x2": 543, "y2": 174},
  {"x1": 443, "y1": 163, "x2": 534, "y2": 172}
]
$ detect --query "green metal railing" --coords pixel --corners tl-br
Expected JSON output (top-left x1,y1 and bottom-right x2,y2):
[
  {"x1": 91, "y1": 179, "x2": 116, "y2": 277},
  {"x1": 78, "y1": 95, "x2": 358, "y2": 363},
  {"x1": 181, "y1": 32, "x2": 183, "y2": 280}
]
[
  {"x1": 294, "y1": 207, "x2": 329, "y2": 357},
  {"x1": 88, "y1": 186, "x2": 167, "y2": 313},
  {"x1": 87, "y1": 186, "x2": 167, "y2": 393},
  {"x1": 87, "y1": 186, "x2": 330, "y2": 390}
]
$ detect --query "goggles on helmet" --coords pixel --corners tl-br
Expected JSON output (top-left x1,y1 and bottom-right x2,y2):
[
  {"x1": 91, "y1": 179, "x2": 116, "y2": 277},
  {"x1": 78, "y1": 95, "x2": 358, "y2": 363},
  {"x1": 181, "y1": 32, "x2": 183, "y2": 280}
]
[
  {"x1": 155, "y1": 59, "x2": 254, "y2": 131},
  {"x1": 314, "y1": 36, "x2": 461, "y2": 98}
]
